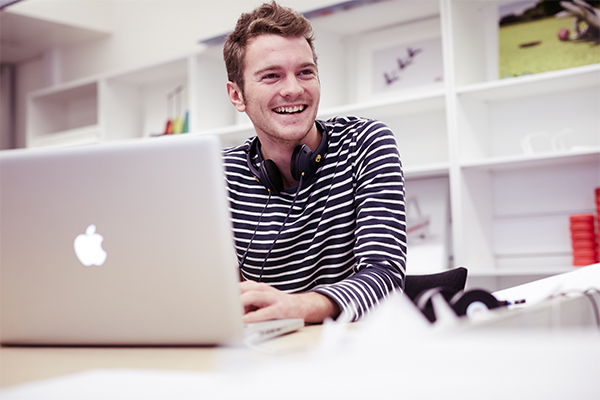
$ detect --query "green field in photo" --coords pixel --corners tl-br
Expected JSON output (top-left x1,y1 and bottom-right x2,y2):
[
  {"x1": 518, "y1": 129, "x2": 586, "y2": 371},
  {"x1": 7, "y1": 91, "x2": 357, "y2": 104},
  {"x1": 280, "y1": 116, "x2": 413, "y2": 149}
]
[{"x1": 499, "y1": 16, "x2": 600, "y2": 78}]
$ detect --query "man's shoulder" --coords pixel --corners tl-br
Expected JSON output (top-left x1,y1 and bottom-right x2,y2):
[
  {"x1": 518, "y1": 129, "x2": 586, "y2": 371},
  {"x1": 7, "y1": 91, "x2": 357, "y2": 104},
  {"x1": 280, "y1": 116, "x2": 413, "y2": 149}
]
[
  {"x1": 222, "y1": 137, "x2": 255, "y2": 177},
  {"x1": 322, "y1": 115, "x2": 372, "y2": 128},
  {"x1": 223, "y1": 137, "x2": 253, "y2": 159},
  {"x1": 322, "y1": 116, "x2": 389, "y2": 133},
  {"x1": 321, "y1": 116, "x2": 394, "y2": 144}
]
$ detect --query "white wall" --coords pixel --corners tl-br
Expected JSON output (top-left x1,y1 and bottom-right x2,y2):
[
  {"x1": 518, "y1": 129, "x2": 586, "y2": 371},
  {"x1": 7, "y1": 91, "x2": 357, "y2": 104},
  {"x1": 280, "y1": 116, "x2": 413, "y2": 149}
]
[
  {"x1": 8, "y1": 0, "x2": 115, "y2": 32},
  {"x1": 11, "y1": 0, "x2": 340, "y2": 148},
  {"x1": 12, "y1": 0, "x2": 340, "y2": 81}
]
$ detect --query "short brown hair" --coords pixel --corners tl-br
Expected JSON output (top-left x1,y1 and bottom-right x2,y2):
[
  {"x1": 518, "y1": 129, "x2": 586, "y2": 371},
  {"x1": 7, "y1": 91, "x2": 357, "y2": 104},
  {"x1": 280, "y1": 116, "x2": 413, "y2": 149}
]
[{"x1": 223, "y1": 1, "x2": 316, "y2": 92}]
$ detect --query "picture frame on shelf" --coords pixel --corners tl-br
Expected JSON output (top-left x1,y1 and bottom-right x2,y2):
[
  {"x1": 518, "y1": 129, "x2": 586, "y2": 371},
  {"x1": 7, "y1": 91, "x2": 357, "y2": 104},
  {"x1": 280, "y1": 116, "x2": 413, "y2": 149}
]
[
  {"x1": 498, "y1": 0, "x2": 600, "y2": 79},
  {"x1": 351, "y1": 15, "x2": 444, "y2": 101},
  {"x1": 371, "y1": 36, "x2": 444, "y2": 95}
]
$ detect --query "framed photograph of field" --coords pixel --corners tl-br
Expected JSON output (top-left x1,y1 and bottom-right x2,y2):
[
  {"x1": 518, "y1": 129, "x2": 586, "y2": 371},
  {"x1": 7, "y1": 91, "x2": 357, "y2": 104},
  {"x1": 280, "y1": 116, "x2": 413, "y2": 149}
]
[{"x1": 498, "y1": 0, "x2": 600, "y2": 79}]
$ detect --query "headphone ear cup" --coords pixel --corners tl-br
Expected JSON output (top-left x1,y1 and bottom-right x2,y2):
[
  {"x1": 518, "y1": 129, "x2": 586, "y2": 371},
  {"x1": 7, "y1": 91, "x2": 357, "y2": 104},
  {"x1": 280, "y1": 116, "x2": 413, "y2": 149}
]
[
  {"x1": 260, "y1": 159, "x2": 284, "y2": 195},
  {"x1": 290, "y1": 145, "x2": 312, "y2": 181},
  {"x1": 450, "y1": 289, "x2": 501, "y2": 317}
]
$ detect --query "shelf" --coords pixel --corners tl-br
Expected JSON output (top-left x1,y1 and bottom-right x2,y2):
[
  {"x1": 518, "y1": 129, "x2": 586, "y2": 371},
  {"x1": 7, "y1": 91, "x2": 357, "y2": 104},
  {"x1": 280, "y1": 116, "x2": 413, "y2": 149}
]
[
  {"x1": 455, "y1": 68, "x2": 599, "y2": 163},
  {"x1": 28, "y1": 125, "x2": 100, "y2": 148},
  {"x1": 103, "y1": 57, "x2": 190, "y2": 141},
  {"x1": 469, "y1": 266, "x2": 578, "y2": 277},
  {"x1": 405, "y1": 163, "x2": 450, "y2": 180},
  {"x1": 318, "y1": 88, "x2": 446, "y2": 120},
  {"x1": 460, "y1": 148, "x2": 600, "y2": 171},
  {"x1": 455, "y1": 155, "x2": 599, "y2": 279},
  {"x1": 28, "y1": 81, "x2": 98, "y2": 147},
  {"x1": 456, "y1": 64, "x2": 600, "y2": 101},
  {"x1": 30, "y1": 79, "x2": 98, "y2": 101}
]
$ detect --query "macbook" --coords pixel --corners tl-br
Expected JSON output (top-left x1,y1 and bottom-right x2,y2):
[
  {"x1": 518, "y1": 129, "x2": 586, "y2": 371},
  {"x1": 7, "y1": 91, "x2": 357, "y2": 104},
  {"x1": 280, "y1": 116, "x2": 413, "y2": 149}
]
[{"x1": 0, "y1": 135, "x2": 302, "y2": 346}]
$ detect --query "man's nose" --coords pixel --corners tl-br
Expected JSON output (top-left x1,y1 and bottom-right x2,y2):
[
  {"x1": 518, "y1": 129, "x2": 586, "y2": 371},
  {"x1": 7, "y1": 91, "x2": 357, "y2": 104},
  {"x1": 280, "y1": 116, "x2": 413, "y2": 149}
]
[{"x1": 279, "y1": 75, "x2": 303, "y2": 98}]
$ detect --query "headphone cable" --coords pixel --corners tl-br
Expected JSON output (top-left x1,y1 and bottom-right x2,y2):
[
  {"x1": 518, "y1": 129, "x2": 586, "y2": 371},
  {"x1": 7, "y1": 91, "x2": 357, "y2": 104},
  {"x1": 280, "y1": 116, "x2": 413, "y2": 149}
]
[
  {"x1": 238, "y1": 192, "x2": 271, "y2": 275},
  {"x1": 258, "y1": 173, "x2": 304, "y2": 282}
]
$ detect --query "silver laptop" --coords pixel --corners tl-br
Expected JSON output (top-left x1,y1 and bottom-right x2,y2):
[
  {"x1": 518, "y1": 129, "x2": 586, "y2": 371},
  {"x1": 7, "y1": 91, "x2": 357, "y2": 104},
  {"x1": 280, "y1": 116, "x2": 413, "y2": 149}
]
[{"x1": 0, "y1": 135, "x2": 302, "y2": 346}]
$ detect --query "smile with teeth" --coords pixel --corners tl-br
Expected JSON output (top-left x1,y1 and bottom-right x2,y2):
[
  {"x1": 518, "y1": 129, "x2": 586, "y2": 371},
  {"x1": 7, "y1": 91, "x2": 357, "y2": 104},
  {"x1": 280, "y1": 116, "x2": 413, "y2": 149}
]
[{"x1": 273, "y1": 105, "x2": 307, "y2": 114}]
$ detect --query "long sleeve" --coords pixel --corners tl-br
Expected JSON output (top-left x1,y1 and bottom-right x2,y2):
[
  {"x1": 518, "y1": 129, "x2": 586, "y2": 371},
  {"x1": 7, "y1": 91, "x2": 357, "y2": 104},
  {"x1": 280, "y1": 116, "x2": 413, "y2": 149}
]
[
  {"x1": 314, "y1": 118, "x2": 406, "y2": 320},
  {"x1": 224, "y1": 116, "x2": 407, "y2": 321}
]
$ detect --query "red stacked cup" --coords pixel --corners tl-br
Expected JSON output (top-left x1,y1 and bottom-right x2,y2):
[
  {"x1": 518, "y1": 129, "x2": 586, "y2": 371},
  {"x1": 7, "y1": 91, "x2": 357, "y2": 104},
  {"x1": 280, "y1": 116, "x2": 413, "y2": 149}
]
[
  {"x1": 596, "y1": 187, "x2": 600, "y2": 260},
  {"x1": 570, "y1": 213, "x2": 597, "y2": 266}
]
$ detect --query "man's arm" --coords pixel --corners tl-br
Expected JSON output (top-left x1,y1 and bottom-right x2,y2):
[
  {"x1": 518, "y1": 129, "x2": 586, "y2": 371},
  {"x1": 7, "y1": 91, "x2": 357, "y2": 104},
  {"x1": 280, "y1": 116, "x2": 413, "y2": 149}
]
[
  {"x1": 240, "y1": 280, "x2": 340, "y2": 323},
  {"x1": 313, "y1": 119, "x2": 407, "y2": 321}
]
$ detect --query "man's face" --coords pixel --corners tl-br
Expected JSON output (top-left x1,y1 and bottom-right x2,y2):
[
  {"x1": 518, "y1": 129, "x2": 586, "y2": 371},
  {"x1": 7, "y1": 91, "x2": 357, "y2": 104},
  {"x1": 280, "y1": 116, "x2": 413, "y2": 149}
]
[{"x1": 230, "y1": 34, "x2": 320, "y2": 147}]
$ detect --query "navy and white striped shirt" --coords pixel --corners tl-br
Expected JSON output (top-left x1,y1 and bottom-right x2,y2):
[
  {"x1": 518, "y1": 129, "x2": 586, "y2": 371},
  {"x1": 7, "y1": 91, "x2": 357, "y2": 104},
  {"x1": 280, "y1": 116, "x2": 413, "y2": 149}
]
[{"x1": 223, "y1": 116, "x2": 407, "y2": 321}]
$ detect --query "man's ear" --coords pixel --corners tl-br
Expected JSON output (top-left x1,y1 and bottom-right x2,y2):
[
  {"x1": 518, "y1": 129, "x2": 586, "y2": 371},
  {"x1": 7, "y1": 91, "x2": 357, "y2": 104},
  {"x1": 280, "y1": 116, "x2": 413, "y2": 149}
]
[{"x1": 226, "y1": 81, "x2": 246, "y2": 112}]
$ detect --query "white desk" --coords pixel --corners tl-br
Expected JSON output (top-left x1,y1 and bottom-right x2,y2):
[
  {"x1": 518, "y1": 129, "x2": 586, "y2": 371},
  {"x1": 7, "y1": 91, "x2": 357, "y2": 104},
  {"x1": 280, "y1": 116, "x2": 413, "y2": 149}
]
[
  {"x1": 0, "y1": 324, "x2": 323, "y2": 389},
  {"x1": 2, "y1": 266, "x2": 600, "y2": 399}
]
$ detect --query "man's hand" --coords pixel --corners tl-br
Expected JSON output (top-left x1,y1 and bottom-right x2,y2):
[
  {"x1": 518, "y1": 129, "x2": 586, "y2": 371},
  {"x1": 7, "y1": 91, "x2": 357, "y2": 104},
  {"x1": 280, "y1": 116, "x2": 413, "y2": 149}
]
[{"x1": 240, "y1": 281, "x2": 340, "y2": 324}]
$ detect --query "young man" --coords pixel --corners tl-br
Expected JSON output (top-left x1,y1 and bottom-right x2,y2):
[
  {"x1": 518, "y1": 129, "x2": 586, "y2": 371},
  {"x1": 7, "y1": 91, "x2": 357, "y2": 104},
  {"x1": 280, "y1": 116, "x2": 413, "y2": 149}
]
[{"x1": 223, "y1": 1, "x2": 406, "y2": 323}]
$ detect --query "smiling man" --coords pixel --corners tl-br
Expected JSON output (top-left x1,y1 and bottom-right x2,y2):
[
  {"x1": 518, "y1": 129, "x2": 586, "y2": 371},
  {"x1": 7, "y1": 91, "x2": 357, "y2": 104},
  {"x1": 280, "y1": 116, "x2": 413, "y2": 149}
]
[{"x1": 222, "y1": 1, "x2": 407, "y2": 323}]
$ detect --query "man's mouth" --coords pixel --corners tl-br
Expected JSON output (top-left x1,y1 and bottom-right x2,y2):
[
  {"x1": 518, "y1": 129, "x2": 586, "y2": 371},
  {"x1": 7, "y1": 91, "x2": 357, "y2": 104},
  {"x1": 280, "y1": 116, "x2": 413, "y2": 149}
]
[{"x1": 273, "y1": 105, "x2": 307, "y2": 114}]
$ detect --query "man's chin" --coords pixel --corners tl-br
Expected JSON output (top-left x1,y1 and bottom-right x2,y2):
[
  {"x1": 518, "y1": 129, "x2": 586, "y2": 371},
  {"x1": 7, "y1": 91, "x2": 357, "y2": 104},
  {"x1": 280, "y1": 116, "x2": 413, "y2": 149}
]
[{"x1": 262, "y1": 129, "x2": 311, "y2": 146}]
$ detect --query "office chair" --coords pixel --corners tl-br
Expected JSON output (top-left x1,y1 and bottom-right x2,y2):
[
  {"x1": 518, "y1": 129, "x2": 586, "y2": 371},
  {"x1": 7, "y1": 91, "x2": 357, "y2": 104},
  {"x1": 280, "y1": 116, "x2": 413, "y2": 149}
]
[
  {"x1": 404, "y1": 267, "x2": 468, "y2": 303},
  {"x1": 404, "y1": 267, "x2": 507, "y2": 323}
]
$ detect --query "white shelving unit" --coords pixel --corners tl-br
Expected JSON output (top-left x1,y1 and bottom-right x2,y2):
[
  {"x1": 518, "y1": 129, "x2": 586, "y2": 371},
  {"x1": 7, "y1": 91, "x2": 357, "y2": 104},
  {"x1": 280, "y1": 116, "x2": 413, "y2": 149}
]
[
  {"x1": 27, "y1": 79, "x2": 100, "y2": 148},
  {"x1": 24, "y1": 0, "x2": 600, "y2": 291},
  {"x1": 102, "y1": 57, "x2": 190, "y2": 141},
  {"x1": 447, "y1": 0, "x2": 599, "y2": 289}
]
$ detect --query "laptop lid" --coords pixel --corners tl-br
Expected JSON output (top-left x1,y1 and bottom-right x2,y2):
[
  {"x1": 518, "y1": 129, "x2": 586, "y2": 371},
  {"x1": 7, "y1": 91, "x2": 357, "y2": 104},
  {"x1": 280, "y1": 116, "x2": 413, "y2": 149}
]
[{"x1": 0, "y1": 135, "x2": 245, "y2": 345}]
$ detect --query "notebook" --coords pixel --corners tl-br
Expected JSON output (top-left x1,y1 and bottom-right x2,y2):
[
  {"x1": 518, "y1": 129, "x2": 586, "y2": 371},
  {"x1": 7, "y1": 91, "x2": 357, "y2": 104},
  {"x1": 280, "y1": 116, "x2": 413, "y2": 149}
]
[{"x1": 0, "y1": 135, "x2": 302, "y2": 346}]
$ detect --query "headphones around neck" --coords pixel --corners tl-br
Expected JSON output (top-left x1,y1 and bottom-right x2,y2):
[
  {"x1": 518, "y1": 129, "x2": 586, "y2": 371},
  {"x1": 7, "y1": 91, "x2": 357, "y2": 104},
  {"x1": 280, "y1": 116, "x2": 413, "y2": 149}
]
[{"x1": 246, "y1": 122, "x2": 328, "y2": 195}]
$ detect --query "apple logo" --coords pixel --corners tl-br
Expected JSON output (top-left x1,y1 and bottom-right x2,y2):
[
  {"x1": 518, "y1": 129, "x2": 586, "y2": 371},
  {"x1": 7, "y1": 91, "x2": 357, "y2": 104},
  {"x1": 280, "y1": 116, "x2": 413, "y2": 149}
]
[{"x1": 74, "y1": 224, "x2": 107, "y2": 266}]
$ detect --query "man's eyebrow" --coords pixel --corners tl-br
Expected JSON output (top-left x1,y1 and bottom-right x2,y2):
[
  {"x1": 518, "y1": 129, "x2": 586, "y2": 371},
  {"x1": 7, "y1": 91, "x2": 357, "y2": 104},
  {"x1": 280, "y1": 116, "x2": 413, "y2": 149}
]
[
  {"x1": 253, "y1": 62, "x2": 317, "y2": 76},
  {"x1": 298, "y1": 62, "x2": 318, "y2": 69},
  {"x1": 253, "y1": 66, "x2": 279, "y2": 76}
]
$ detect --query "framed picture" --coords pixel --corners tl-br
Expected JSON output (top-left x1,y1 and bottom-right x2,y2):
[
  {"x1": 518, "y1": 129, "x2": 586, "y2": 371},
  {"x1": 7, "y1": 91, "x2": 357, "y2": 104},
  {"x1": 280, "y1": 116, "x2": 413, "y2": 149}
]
[
  {"x1": 372, "y1": 37, "x2": 444, "y2": 95},
  {"x1": 351, "y1": 15, "x2": 444, "y2": 100},
  {"x1": 498, "y1": 0, "x2": 600, "y2": 79}
]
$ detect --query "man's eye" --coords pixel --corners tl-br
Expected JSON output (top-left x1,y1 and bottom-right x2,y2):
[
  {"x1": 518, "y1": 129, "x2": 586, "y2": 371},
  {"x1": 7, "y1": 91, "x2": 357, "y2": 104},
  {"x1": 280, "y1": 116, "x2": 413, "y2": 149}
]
[
  {"x1": 300, "y1": 70, "x2": 314, "y2": 76},
  {"x1": 263, "y1": 73, "x2": 278, "y2": 80}
]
